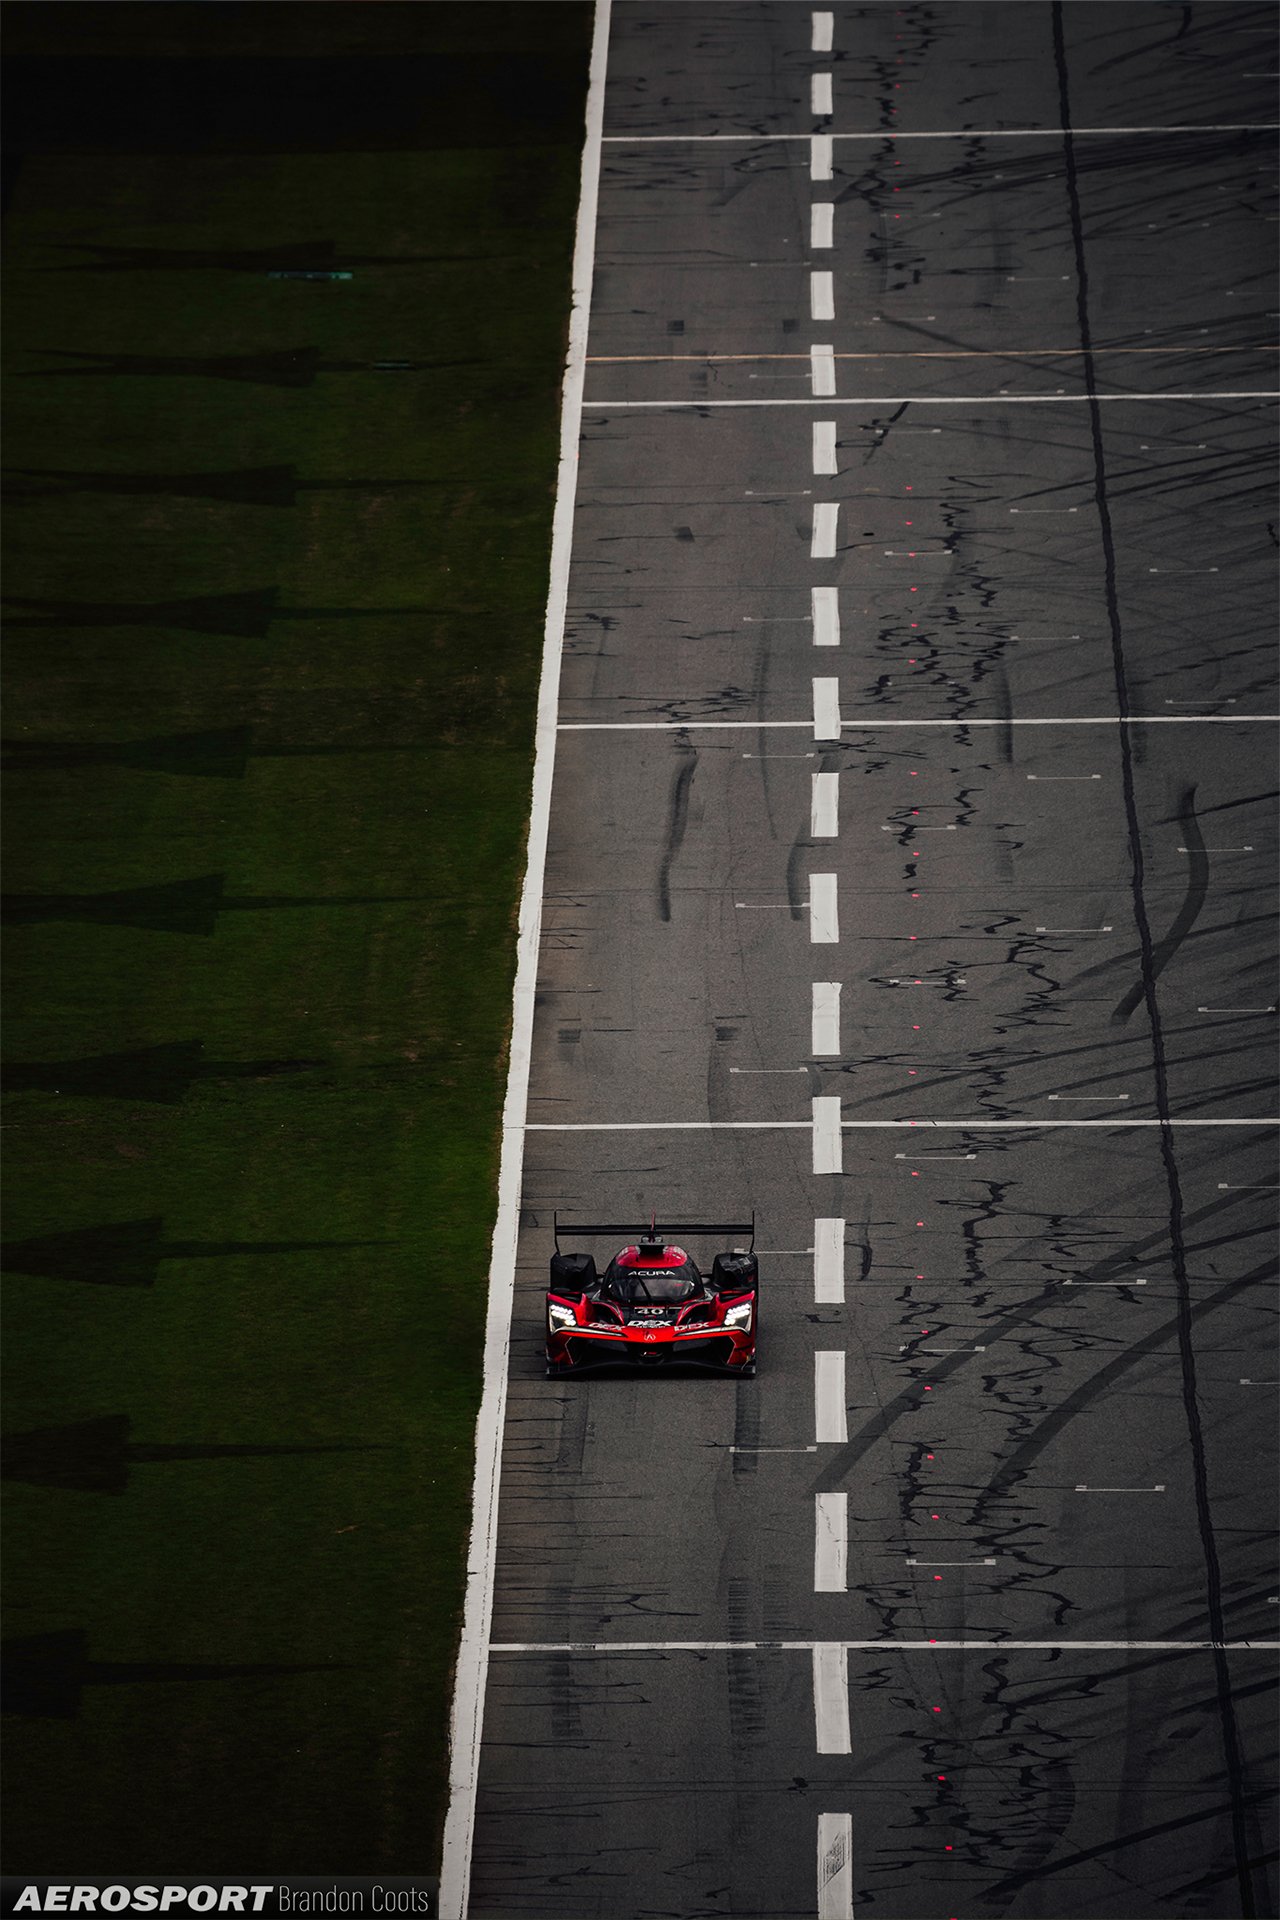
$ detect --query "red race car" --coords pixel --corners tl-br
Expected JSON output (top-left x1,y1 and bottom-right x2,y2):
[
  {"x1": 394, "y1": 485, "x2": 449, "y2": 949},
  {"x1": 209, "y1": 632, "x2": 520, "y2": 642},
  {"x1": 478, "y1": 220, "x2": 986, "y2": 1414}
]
[{"x1": 545, "y1": 1215, "x2": 758, "y2": 1377}]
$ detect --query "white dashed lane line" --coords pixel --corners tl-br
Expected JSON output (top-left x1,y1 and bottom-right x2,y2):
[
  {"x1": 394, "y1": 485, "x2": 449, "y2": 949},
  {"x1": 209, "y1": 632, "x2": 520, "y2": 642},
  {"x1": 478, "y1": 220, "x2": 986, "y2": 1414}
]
[
  {"x1": 809, "y1": 343, "x2": 836, "y2": 395},
  {"x1": 811, "y1": 10, "x2": 834, "y2": 53},
  {"x1": 812, "y1": 676, "x2": 842, "y2": 738},
  {"x1": 812, "y1": 1643, "x2": 851, "y2": 1752},
  {"x1": 814, "y1": 1492, "x2": 848, "y2": 1591},
  {"x1": 810, "y1": 133, "x2": 834, "y2": 180},
  {"x1": 812, "y1": 1098, "x2": 844, "y2": 1173},
  {"x1": 810, "y1": 271, "x2": 835, "y2": 320},
  {"x1": 811, "y1": 203, "x2": 834, "y2": 248},
  {"x1": 813, "y1": 1219, "x2": 846, "y2": 1302},
  {"x1": 812, "y1": 419, "x2": 838, "y2": 474},
  {"x1": 817, "y1": 1814, "x2": 854, "y2": 1920},
  {"x1": 811, "y1": 72, "x2": 833, "y2": 116},
  {"x1": 811, "y1": 981, "x2": 842, "y2": 1055},
  {"x1": 810, "y1": 872, "x2": 840, "y2": 942},
  {"x1": 814, "y1": 1351, "x2": 848, "y2": 1443},
  {"x1": 811, "y1": 771, "x2": 839, "y2": 837},
  {"x1": 811, "y1": 585, "x2": 840, "y2": 645},
  {"x1": 810, "y1": 503, "x2": 839, "y2": 559}
]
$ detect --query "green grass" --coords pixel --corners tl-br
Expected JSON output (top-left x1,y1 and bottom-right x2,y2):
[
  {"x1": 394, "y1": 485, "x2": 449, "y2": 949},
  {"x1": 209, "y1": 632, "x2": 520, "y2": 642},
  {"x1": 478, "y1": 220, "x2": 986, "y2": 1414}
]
[{"x1": 2, "y1": 4, "x2": 590, "y2": 1873}]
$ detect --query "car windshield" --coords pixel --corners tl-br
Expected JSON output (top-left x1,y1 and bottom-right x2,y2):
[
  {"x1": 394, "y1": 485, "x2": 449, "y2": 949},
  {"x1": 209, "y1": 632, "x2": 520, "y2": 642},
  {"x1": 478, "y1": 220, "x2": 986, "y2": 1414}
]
[{"x1": 605, "y1": 1257, "x2": 701, "y2": 1303}]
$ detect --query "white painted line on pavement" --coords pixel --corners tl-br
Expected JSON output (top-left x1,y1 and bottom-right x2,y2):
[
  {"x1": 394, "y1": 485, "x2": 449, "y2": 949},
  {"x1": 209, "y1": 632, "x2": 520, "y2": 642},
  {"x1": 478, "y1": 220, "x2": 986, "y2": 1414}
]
[
  {"x1": 813, "y1": 419, "x2": 838, "y2": 474},
  {"x1": 813, "y1": 981, "x2": 842, "y2": 1054},
  {"x1": 813, "y1": 1643, "x2": 851, "y2": 1752},
  {"x1": 812, "y1": 203, "x2": 834, "y2": 248},
  {"x1": 1075, "y1": 1485, "x2": 1166, "y2": 1492},
  {"x1": 583, "y1": 392, "x2": 1279, "y2": 406},
  {"x1": 603, "y1": 124, "x2": 1280, "y2": 141},
  {"x1": 817, "y1": 1814, "x2": 853, "y2": 1920},
  {"x1": 815, "y1": 1492, "x2": 848, "y2": 1590},
  {"x1": 815, "y1": 1351, "x2": 848, "y2": 1443},
  {"x1": 811, "y1": 133, "x2": 834, "y2": 179},
  {"x1": 1062, "y1": 1279, "x2": 1148, "y2": 1286},
  {"x1": 813, "y1": 1098, "x2": 843, "y2": 1172},
  {"x1": 811, "y1": 270, "x2": 836, "y2": 320},
  {"x1": 559, "y1": 715, "x2": 1280, "y2": 729},
  {"x1": 811, "y1": 873, "x2": 840, "y2": 943},
  {"x1": 812, "y1": 771, "x2": 840, "y2": 837},
  {"x1": 812, "y1": 503, "x2": 839, "y2": 558},
  {"x1": 1218, "y1": 1182, "x2": 1280, "y2": 1189},
  {"x1": 490, "y1": 1639, "x2": 1280, "y2": 1651},
  {"x1": 523, "y1": 1118, "x2": 1278, "y2": 1131},
  {"x1": 907, "y1": 1558, "x2": 998, "y2": 1568},
  {"x1": 812, "y1": 10, "x2": 834, "y2": 52},
  {"x1": 814, "y1": 1219, "x2": 846, "y2": 1302},
  {"x1": 812, "y1": 584, "x2": 840, "y2": 645},
  {"x1": 810, "y1": 343, "x2": 837, "y2": 396},
  {"x1": 813, "y1": 677, "x2": 842, "y2": 738},
  {"x1": 439, "y1": 5, "x2": 612, "y2": 1913},
  {"x1": 812, "y1": 72, "x2": 833, "y2": 116}
]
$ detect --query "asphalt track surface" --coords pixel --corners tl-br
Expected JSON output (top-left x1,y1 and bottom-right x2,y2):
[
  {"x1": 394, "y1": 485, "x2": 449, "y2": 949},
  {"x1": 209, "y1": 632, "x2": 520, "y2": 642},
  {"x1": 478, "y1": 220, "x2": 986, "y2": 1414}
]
[{"x1": 463, "y1": 6, "x2": 1279, "y2": 1916}]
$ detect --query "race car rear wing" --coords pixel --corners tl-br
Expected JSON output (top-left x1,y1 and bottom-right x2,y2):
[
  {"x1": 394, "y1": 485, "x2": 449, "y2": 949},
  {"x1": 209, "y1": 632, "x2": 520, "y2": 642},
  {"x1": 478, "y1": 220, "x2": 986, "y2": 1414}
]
[{"x1": 553, "y1": 1212, "x2": 755, "y2": 1251}]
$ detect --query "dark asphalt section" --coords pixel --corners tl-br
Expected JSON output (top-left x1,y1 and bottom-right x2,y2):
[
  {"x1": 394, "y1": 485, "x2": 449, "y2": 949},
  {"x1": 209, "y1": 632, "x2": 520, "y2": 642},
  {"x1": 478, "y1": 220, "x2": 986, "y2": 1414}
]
[
  {"x1": 468, "y1": 5, "x2": 1278, "y2": 1917},
  {"x1": 559, "y1": 404, "x2": 1277, "y2": 722}
]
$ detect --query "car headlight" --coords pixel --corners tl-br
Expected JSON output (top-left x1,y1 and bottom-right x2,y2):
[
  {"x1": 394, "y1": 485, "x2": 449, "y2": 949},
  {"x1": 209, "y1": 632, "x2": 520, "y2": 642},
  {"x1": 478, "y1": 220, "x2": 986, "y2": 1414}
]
[
  {"x1": 723, "y1": 1300, "x2": 753, "y2": 1330},
  {"x1": 547, "y1": 1301, "x2": 578, "y2": 1330}
]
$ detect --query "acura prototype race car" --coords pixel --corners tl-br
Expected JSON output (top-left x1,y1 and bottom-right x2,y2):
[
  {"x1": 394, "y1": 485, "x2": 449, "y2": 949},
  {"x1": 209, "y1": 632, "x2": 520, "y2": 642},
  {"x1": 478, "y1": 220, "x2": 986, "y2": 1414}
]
[{"x1": 545, "y1": 1215, "x2": 758, "y2": 1376}]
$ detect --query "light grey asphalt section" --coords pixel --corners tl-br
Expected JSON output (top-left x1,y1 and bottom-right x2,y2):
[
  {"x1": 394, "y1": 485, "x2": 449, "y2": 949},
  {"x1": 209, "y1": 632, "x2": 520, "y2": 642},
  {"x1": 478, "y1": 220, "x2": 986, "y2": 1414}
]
[{"x1": 467, "y1": 5, "x2": 1278, "y2": 1916}]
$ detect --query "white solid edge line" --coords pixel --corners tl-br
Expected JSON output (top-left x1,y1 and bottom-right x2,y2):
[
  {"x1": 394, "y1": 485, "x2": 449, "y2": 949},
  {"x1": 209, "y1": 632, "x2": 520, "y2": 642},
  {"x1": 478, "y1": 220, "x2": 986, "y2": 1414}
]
[
  {"x1": 815, "y1": 1491, "x2": 849, "y2": 1591},
  {"x1": 810, "y1": 872, "x2": 840, "y2": 942},
  {"x1": 437, "y1": 5, "x2": 611, "y2": 1914},
  {"x1": 818, "y1": 1813, "x2": 854, "y2": 1920},
  {"x1": 815, "y1": 1350, "x2": 849, "y2": 1444},
  {"x1": 811, "y1": 771, "x2": 840, "y2": 837},
  {"x1": 813, "y1": 1642, "x2": 851, "y2": 1752},
  {"x1": 582, "y1": 393, "x2": 1279, "y2": 406},
  {"x1": 602, "y1": 123, "x2": 1279, "y2": 140},
  {"x1": 814, "y1": 1218, "x2": 846, "y2": 1302}
]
